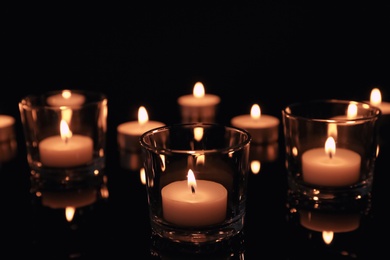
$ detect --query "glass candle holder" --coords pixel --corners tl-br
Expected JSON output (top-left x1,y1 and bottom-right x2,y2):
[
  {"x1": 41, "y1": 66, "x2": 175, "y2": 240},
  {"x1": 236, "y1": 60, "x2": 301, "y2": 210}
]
[
  {"x1": 282, "y1": 100, "x2": 380, "y2": 207},
  {"x1": 140, "y1": 123, "x2": 251, "y2": 245},
  {"x1": 19, "y1": 89, "x2": 108, "y2": 190}
]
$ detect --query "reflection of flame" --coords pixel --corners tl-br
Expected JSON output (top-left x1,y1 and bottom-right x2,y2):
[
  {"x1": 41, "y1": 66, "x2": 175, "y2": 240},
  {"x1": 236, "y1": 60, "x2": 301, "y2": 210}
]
[
  {"x1": 346, "y1": 103, "x2": 358, "y2": 119},
  {"x1": 60, "y1": 119, "x2": 72, "y2": 142},
  {"x1": 196, "y1": 154, "x2": 205, "y2": 166},
  {"x1": 65, "y1": 207, "x2": 76, "y2": 222},
  {"x1": 322, "y1": 231, "x2": 334, "y2": 244},
  {"x1": 140, "y1": 168, "x2": 146, "y2": 185},
  {"x1": 194, "y1": 127, "x2": 204, "y2": 141}
]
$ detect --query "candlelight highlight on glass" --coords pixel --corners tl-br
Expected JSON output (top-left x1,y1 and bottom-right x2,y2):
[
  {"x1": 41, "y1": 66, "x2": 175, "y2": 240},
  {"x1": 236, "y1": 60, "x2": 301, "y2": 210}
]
[
  {"x1": 19, "y1": 89, "x2": 108, "y2": 190},
  {"x1": 282, "y1": 100, "x2": 380, "y2": 207},
  {"x1": 140, "y1": 123, "x2": 251, "y2": 244}
]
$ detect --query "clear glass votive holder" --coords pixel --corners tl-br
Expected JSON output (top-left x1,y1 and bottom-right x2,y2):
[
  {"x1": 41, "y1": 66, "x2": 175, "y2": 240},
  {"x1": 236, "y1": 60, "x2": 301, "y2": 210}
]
[
  {"x1": 140, "y1": 123, "x2": 251, "y2": 245},
  {"x1": 282, "y1": 99, "x2": 381, "y2": 207},
  {"x1": 19, "y1": 89, "x2": 108, "y2": 190}
]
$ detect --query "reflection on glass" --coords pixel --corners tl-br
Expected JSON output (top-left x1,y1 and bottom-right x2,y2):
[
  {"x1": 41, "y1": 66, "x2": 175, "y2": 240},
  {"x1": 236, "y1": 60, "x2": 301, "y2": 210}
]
[{"x1": 119, "y1": 149, "x2": 143, "y2": 171}]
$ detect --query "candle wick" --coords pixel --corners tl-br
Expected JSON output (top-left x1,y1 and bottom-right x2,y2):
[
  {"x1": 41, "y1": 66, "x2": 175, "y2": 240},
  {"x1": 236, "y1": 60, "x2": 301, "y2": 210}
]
[
  {"x1": 65, "y1": 137, "x2": 69, "y2": 144},
  {"x1": 191, "y1": 185, "x2": 195, "y2": 194},
  {"x1": 328, "y1": 152, "x2": 332, "y2": 159}
]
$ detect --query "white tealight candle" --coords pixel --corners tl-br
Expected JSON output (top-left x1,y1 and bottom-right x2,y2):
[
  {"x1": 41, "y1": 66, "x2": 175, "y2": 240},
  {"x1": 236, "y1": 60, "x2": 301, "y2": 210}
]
[
  {"x1": 161, "y1": 169, "x2": 227, "y2": 227},
  {"x1": 46, "y1": 89, "x2": 86, "y2": 107},
  {"x1": 0, "y1": 114, "x2": 15, "y2": 142},
  {"x1": 301, "y1": 137, "x2": 361, "y2": 187},
  {"x1": 230, "y1": 104, "x2": 279, "y2": 144},
  {"x1": 368, "y1": 87, "x2": 390, "y2": 115},
  {"x1": 117, "y1": 106, "x2": 165, "y2": 152},
  {"x1": 177, "y1": 81, "x2": 221, "y2": 123},
  {"x1": 39, "y1": 120, "x2": 93, "y2": 167}
]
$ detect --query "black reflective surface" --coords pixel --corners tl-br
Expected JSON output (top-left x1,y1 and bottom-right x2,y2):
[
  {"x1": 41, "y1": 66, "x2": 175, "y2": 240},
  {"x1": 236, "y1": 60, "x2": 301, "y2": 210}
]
[{"x1": 2, "y1": 3, "x2": 389, "y2": 259}]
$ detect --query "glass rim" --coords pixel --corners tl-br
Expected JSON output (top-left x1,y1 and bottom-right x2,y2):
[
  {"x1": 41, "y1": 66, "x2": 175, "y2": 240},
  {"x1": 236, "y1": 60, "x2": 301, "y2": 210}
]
[
  {"x1": 18, "y1": 89, "x2": 107, "y2": 110},
  {"x1": 282, "y1": 99, "x2": 381, "y2": 123},
  {"x1": 139, "y1": 122, "x2": 252, "y2": 155}
]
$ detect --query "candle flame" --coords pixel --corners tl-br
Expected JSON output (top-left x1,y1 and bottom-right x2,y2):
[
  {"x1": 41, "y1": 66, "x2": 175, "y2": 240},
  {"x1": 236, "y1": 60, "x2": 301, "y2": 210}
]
[
  {"x1": 60, "y1": 119, "x2": 72, "y2": 142},
  {"x1": 370, "y1": 87, "x2": 382, "y2": 106},
  {"x1": 325, "y1": 137, "x2": 336, "y2": 159},
  {"x1": 61, "y1": 89, "x2": 72, "y2": 99},
  {"x1": 322, "y1": 231, "x2": 334, "y2": 245},
  {"x1": 138, "y1": 106, "x2": 149, "y2": 126},
  {"x1": 193, "y1": 82, "x2": 205, "y2": 98},
  {"x1": 194, "y1": 127, "x2": 204, "y2": 141},
  {"x1": 346, "y1": 103, "x2": 358, "y2": 119},
  {"x1": 187, "y1": 169, "x2": 197, "y2": 194},
  {"x1": 250, "y1": 104, "x2": 261, "y2": 120}
]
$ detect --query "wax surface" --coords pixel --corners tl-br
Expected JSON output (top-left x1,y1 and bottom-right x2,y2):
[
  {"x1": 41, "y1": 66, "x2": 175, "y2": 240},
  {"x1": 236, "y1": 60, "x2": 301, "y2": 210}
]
[
  {"x1": 39, "y1": 135, "x2": 93, "y2": 167},
  {"x1": 161, "y1": 179, "x2": 227, "y2": 227},
  {"x1": 371, "y1": 101, "x2": 390, "y2": 115},
  {"x1": 302, "y1": 147, "x2": 361, "y2": 186}
]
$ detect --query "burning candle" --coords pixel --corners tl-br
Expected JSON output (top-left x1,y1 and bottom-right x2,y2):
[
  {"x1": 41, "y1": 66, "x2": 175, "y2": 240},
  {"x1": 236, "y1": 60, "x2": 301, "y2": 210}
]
[
  {"x1": 161, "y1": 169, "x2": 227, "y2": 227},
  {"x1": 39, "y1": 119, "x2": 93, "y2": 167},
  {"x1": 117, "y1": 106, "x2": 165, "y2": 152},
  {"x1": 46, "y1": 89, "x2": 86, "y2": 107},
  {"x1": 230, "y1": 103, "x2": 279, "y2": 144},
  {"x1": 369, "y1": 87, "x2": 390, "y2": 115},
  {"x1": 301, "y1": 137, "x2": 361, "y2": 186},
  {"x1": 177, "y1": 81, "x2": 221, "y2": 123}
]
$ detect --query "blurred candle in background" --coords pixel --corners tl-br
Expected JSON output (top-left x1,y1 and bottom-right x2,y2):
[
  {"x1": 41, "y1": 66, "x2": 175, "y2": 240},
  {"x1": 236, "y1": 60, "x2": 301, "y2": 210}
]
[
  {"x1": 117, "y1": 106, "x2": 165, "y2": 152},
  {"x1": 177, "y1": 81, "x2": 220, "y2": 123},
  {"x1": 231, "y1": 103, "x2": 279, "y2": 144}
]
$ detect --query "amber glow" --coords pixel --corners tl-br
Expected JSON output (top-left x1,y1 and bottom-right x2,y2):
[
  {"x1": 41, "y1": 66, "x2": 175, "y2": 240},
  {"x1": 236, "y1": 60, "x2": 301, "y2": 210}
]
[
  {"x1": 138, "y1": 106, "x2": 149, "y2": 125},
  {"x1": 193, "y1": 82, "x2": 205, "y2": 98},
  {"x1": 325, "y1": 137, "x2": 336, "y2": 158},
  {"x1": 140, "y1": 168, "x2": 146, "y2": 185},
  {"x1": 250, "y1": 104, "x2": 261, "y2": 120}
]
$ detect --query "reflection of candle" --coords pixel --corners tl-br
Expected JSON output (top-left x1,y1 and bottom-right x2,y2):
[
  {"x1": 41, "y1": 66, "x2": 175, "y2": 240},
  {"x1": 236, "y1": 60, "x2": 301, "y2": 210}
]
[
  {"x1": 302, "y1": 137, "x2": 361, "y2": 186},
  {"x1": 0, "y1": 114, "x2": 15, "y2": 142},
  {"x1": 39, "y1": 120, "x2": 93, "y2": 167},
  {"x1": 231, "y1": 104, "x2": 279, "y2": 144},
  {"x1": 41, "y1": 188, "x2": 97, "y2": 209},
  {"x1": 369, "y1": 87, "x2": 390, "y2": 115},
  {"x1": 161, "y1": 169, "x2": 227, "y2": 227},
  {"x1": 300, "y1": 210, "x2": 360, "y2": 233},
  {"x1": 117, "y1": 106, "x2": 165, "y2": 151},
  {"x1": 177, "y1": 82, "x2": 221, "y2": 123},
  {"x1": 46, "y1": 89, "x2": 86, "y2": 107}
]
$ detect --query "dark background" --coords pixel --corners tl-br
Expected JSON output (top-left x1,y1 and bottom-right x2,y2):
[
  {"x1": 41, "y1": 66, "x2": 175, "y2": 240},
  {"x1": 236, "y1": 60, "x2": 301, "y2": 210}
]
[
  {"x1": 1, "y1": 2, "x2": 390, "y2": 259},
  {"x1": 2, "y1": 2, "x2": 390, "y2": 122}
]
